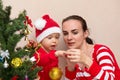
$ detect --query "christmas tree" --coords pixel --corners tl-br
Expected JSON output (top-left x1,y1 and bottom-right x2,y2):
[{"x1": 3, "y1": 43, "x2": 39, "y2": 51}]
[{"x1": 0, "y1": 0, "x2": 41, "y2": 79}]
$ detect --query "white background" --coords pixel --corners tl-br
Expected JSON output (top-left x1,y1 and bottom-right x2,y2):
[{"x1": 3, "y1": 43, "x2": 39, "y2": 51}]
[{"x1": 3, "y1": 0, "x2": 120, "y2": 79}]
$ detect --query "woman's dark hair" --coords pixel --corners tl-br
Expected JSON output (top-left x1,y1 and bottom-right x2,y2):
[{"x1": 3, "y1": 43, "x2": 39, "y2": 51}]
[{"x1": 62, "y1": 15, "x2": 93, "y2": 44}]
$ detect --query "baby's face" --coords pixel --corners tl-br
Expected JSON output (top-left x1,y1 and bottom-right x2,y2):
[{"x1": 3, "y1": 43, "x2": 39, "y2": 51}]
[{"x1": 41, "y1": 33, "x2": 60, "y2": 52}]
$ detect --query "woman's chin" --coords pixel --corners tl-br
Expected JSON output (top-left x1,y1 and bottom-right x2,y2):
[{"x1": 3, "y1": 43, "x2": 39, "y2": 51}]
[{"x1": 68, "y1": 46, "x2": 76, "y2": 49}]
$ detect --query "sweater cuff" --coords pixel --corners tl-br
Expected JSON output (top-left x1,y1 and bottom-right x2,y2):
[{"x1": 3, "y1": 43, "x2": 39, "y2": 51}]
[
  {"x1": 87, "y1": 60, "x2": 101, "y2": 77},
  {"x1": 65, "y1": 66, "x2": 76, "y2": 79}
]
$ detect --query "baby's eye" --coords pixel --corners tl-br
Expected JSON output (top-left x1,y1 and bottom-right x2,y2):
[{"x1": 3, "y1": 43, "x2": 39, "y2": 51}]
[
  {"x1": 55, "y1": 36, "x2": 60, "y2": 39},
  {"x1": 47, "y1": 36, "x2": 52, "y2": 39}
]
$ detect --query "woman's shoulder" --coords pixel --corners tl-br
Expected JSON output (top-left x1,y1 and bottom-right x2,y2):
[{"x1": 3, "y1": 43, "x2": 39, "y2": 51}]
[
  {"x1": 92, "y1": 44, "x2": 113, "y2": 59},
  {"x1": 94, "y1": 44, "x2": 109, "y2": 49},
  {"x1": 93, "y1": 44, "x2": 111, "y2": 54}
]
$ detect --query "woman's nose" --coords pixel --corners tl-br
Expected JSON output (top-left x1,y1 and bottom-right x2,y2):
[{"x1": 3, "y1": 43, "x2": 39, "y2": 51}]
[{"x1": 67, "y1": 34, "x2": 72, "y2": 40}]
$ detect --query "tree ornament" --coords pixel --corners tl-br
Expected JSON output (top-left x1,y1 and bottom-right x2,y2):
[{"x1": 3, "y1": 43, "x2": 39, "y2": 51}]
[
  {"x1": 0, "y1": 56, "x2": 3, "y2": 62},
  {"x1": 3, "y1": 59, "x2": 9, "y2": 68},
  {"x1": 11, "y1": 57, "x2": 22, "y2": 68},
  {"x1": 22, "y1": 55, "x2": 30, "y2": 62},
  {"x1": 25, "y1": 74, "x2": 28, "y2": 80},
  {"x1": 26, "y1": 40, "x2": 38, "y2": 49},
  {"x1": 49, "y1": 67, "x2": 62, "y2": 80},
  {"x1": 11, "y1": 75, "x2": 19, "y2": 80},
  {"x1": 29, "y1": 56, "x2": 36, "y2": 62},
  {"x1": 24, "y1": 29, "x2": 31, "y2": 36},
  {"x1": 0, "y1": 50, "x2": 10, "y2": 59},
  {"x1": 24, "y1": 16, "x2": 33, "y2": 41},
  {"x1": 24, "y1": 29, "x2": 31, "y2": 41},
  {"x1": 24, "y1": 16, "x2": 33, "y2": 27}
]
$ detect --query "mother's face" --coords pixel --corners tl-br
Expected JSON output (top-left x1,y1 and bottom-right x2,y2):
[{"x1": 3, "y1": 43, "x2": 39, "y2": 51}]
[{"x1": 62, "y1": 19, "x2": 88, "y2": 49}]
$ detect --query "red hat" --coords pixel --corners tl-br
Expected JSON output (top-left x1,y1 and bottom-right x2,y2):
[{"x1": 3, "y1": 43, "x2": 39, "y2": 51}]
[{"x1": 34, "y1": 14, "x2": 61, "y2": 43}]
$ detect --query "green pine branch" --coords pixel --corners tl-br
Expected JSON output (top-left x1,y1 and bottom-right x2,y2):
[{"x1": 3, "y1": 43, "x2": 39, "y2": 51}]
[{"x1": 0, "y1": 0, "x2": 41, "y2": 79}]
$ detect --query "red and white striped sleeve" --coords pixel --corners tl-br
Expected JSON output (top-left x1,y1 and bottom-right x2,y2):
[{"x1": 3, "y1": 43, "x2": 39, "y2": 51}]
[
  {"x1": 88, "y1": 45, "x2": 117, "y2": 80},
  {"x1": 65, "y1": 44, "x2": 120, "y2": 80}
]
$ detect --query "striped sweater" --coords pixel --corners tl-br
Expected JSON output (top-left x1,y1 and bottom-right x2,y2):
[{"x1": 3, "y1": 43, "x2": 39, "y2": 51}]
[{"x1": 65, "y1": 44, "x2": 120, "y2": 80}]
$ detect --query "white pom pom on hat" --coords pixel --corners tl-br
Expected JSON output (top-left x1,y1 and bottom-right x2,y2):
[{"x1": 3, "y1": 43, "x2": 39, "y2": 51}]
[
  {"x1": 34, "y1": 18, "x2": 46, "y2": 30},
  {"x1": 34, "y1": 14, "x2": 61, "y2": 43}
]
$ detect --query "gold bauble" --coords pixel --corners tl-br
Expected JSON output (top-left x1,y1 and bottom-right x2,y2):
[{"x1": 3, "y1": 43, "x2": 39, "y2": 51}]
[
  {"x1": 24, "y1": 29, "x2": 30, "y2": 35},
  {"x1": 11, "y1": 57, "x2": 22, "y2": 68},
  {"x1": 49, "y1": 67, "x2": 62, "y2": 80}
]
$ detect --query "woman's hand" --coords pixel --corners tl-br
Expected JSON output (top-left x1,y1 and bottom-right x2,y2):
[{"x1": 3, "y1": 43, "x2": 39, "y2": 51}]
[
  {"x1": 65, "y1": 49, "x2": 84, "y2": 63},
  {"x1": 65, "y1": 49, "x2": 93, "y2": 68}
]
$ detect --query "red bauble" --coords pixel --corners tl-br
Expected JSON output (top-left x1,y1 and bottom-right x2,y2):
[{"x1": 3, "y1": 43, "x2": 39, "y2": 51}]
[{"x1": 11, "y1": 75, "x2": 19, "y2": 80}]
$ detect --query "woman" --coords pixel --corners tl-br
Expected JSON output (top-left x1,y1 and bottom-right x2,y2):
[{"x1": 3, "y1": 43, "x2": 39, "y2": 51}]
[{"x1": 62, "y1": 15, "x2": 120, "y2": 80}]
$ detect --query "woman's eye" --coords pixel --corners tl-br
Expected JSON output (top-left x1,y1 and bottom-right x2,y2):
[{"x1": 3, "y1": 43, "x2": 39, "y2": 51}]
[
  {"x1": 73, "y1": 31, "x2": 78, "y2": 35},
  {"x1": 63, "y1": 32, "x2": 68, "y2": 36}
]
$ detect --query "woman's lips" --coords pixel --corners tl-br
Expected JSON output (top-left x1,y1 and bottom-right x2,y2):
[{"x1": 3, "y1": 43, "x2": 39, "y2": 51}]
[{"x1": 67, "y1": 42, "x2": 75, "y2": 46}]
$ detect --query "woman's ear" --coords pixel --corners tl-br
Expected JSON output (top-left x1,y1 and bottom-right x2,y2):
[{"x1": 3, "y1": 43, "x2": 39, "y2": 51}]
[{"x1": 84, "y1": 30, "x2": 89, "y2": 38}]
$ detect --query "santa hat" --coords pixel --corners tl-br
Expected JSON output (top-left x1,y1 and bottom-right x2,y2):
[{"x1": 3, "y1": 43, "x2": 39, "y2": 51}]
[{"x1": 34, "y1": 14, "x2": 61, "y2": 43}]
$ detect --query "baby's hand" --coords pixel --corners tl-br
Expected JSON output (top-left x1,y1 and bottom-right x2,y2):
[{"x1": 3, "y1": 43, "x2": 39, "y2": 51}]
[{"x1": 55, "y1": 50, "x2": 66, "y2": 57}]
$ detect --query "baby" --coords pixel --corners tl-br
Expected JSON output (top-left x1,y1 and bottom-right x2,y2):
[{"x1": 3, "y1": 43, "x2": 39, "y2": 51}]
[{"x1": 31, "y1": 14, "x2": 64, "y2": 80}]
